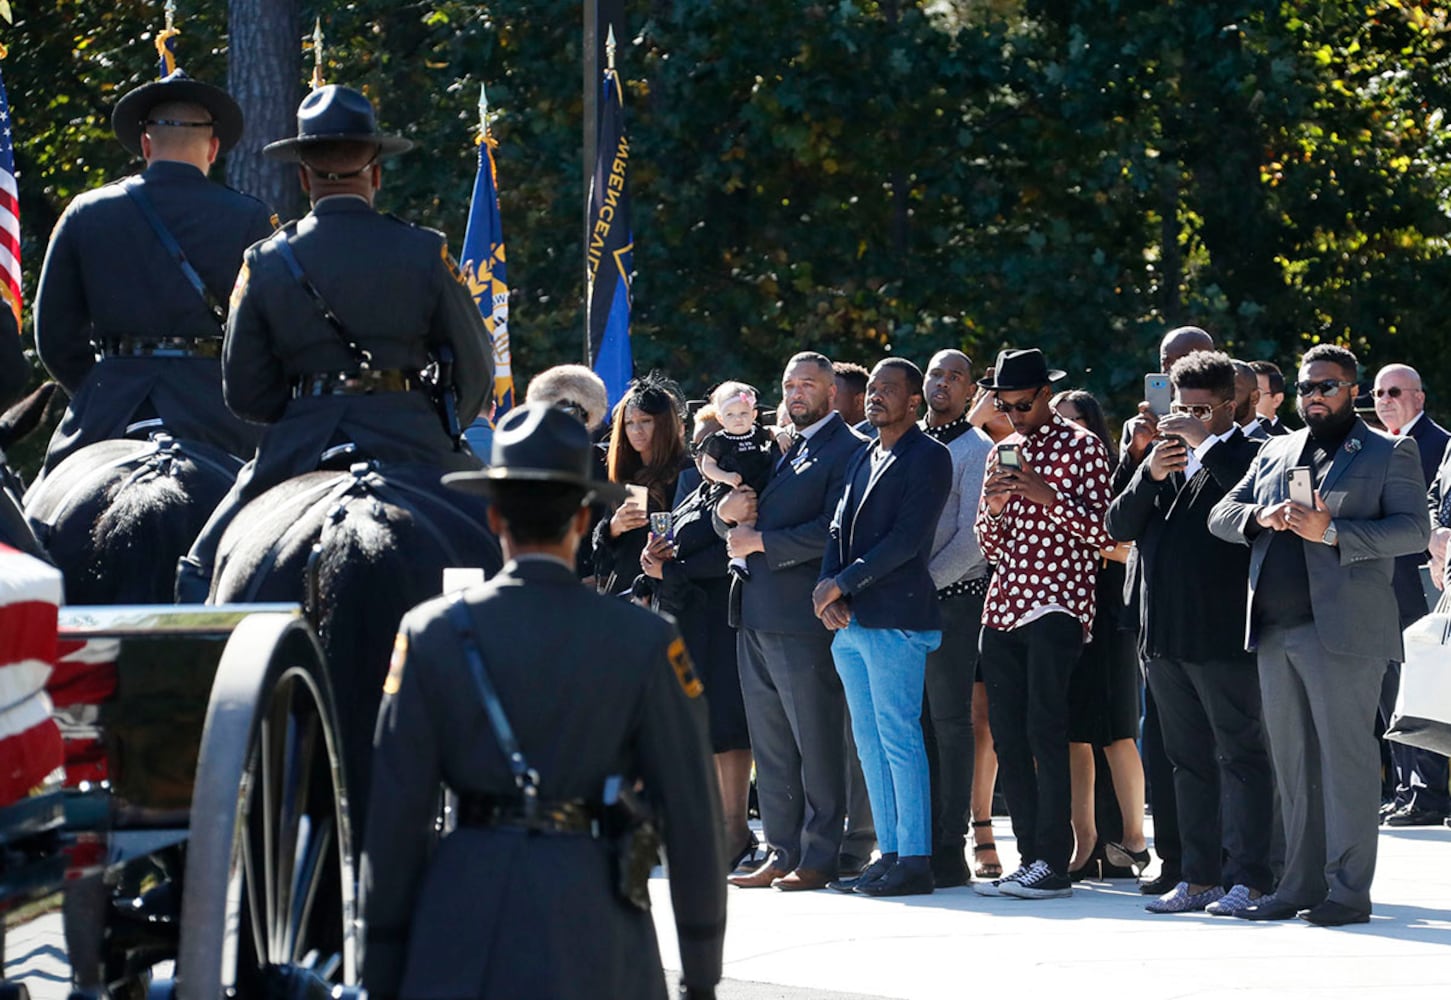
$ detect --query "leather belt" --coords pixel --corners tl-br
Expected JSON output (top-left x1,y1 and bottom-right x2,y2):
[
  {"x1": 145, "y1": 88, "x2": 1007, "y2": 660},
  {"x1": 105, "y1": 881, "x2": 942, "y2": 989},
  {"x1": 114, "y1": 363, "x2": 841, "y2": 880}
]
[
  {"x1": 290, "y1": 369, "x2": 421, "y2": 398},
  {"x1": 456, "y1": 793, "x2": 601, "y2": 836},
  {"x1": 102, "y1": 336, "x2": 222, "y2": 359}
]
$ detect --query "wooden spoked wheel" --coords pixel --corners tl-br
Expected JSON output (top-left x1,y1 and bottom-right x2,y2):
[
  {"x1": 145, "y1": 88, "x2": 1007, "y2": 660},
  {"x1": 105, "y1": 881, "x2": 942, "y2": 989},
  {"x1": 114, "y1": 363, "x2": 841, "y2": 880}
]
[{"x1": 174, "y1": 615, "x2": 358, "y2": 999}]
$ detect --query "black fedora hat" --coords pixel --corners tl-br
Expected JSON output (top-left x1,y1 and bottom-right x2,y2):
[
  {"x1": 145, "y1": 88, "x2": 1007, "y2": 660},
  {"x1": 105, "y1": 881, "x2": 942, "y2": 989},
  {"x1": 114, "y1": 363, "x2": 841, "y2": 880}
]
[
  {"x1": 263, "y1": 85, "x2": 413, "y2": 162},
  {"x1": 112, "y1": 69, "x2": 244, "y2": 157},
  {"x1": 977, "y1": 348, "x2": 1068, "y2": 391},
  {"x1": 443, "y1": 404, "x2": 627, "y2": 504}
]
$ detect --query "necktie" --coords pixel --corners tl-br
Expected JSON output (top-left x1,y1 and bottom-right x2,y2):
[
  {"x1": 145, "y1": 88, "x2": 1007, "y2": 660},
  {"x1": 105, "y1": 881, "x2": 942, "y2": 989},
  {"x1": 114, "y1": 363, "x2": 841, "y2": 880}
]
[{"x1": 775, "y1": 432, "x2": 804, "y2": 472}]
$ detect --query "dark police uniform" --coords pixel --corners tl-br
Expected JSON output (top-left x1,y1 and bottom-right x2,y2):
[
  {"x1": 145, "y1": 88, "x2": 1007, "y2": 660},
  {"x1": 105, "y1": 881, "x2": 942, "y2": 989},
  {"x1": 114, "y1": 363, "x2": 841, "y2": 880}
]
[
  {"x1": 0, "y1": 303, "x2": 25, "y2": 408},
  {"x1": 33, "y1": 159, "x2": 275, "y2": 471},
  {"x1": 361, "y1": 555, "x2": 727, "y2": 1000}
]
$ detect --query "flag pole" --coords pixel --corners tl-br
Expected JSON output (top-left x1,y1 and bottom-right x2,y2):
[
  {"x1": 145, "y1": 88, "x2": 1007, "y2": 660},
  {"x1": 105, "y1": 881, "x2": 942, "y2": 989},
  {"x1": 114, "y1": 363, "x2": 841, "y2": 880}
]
[{"x1": 311, "y1": 18, "x2": 325, "y2": 91}]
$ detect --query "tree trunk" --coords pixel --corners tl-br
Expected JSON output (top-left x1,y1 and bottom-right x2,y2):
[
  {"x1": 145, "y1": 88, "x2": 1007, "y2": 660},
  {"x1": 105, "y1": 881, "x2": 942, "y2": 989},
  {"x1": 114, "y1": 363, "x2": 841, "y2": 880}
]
[{"x1": 226, "y1": 0, "x2": 303, "y2": 221}]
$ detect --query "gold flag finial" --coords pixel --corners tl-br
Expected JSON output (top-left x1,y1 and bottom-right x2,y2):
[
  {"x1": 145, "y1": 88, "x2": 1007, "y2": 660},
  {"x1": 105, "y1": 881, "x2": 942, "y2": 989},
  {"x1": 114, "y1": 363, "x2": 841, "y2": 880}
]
[
  {"x1": 605, "y1": 24, "x2": 617, "y2": 73},
  {"x1": 156, "y1": 1, "x2": 182, "y2": 78},
  {"x1": 311, "y1": 18, "x2": 325, "y2": 90}
]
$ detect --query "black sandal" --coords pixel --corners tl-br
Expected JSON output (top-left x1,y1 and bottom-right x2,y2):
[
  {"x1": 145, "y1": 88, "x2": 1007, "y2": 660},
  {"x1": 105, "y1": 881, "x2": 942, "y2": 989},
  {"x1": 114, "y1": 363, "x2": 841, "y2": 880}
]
[
  {"x1": 971, "y1": 819, "x2": 1002, "y2": 879},
  {"x1": 728, "y1": 831, "x2": 762, "y2": 874}
]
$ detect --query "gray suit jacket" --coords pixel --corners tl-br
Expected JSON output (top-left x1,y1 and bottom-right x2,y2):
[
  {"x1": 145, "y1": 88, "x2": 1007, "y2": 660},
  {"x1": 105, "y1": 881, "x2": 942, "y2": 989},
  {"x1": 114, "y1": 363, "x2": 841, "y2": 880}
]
[{"x1": 1208, "y1": 419, "x2": 1430, "y2": 661}]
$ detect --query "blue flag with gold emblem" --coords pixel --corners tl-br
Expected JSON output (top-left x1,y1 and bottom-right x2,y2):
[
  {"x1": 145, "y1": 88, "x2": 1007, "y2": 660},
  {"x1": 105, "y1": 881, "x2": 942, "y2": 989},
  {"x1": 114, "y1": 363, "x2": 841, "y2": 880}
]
[
  {"x1": 460, "y1": 133, "x2": 513, "y2": 418},
  {"x1": 586, "y1": 66, "x2": 633, "y2": 409}
]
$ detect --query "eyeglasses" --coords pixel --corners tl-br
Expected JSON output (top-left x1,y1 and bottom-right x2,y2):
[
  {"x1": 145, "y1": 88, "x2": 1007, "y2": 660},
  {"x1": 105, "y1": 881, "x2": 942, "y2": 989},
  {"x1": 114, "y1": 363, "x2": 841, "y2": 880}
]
[
  {"x1": 993, "y1": 389, "x2": 1044, "y2": 413},
  {"x1": 1169, "y1": 401, "x2": 1230, "y2": 420},
  {"x1": 1373, "y1": 386, "x2": 1420, "y2": 399},
  {"x1": 1295, "y1": 379, "x2": 1355, "y2": 398}
]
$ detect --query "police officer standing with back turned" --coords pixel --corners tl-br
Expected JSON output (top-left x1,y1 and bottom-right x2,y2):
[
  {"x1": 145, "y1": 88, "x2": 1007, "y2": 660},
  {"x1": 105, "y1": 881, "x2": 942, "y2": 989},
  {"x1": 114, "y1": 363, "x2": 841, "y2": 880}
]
[
  {"x1": 33, "y1": 69, "x2": 276, "y2": 477},
  {"x1": 176, "y1": 84, "x2": 491, "y2": 601},
  {"x1": 361, "y1": 403, "x2": 725, "y2": 1000}
]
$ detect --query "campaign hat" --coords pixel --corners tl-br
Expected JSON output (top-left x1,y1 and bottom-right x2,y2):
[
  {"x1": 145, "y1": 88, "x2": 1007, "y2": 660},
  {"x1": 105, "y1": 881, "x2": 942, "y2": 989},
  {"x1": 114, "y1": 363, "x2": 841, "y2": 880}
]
[
  {"x1": 262, "y1": 85, "x2": 413, "y2": 162},
  {"x1": 112, "y1": 69, "x2": 244, "y2": 157}
]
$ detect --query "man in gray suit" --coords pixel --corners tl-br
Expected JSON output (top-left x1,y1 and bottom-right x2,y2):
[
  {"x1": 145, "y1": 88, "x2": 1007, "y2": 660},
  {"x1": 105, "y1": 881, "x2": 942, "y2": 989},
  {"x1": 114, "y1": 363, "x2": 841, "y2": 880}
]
[
  {"x1": 719, "y1": 351, "x2": 869, "y2": 891},
  {"x1": 1209, "y1": 344, "x2": 1430, "y2": 926}
]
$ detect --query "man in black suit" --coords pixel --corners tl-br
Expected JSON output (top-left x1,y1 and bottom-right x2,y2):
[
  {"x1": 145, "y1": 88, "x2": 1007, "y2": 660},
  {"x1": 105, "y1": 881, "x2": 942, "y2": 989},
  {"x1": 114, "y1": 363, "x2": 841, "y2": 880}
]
[
  {"x1": 1107, "y1": 352, "x2": 1274, "y2": 916},
  {"x1": 33, "y1": 70, "x2": 275, "y2": 476},
  {"x1": 720, "y1": 351, "x2": 869, "y2": 891},
  {"x1": 177, "y1": 85, "x2": 491, "y2": 600},
  {"x1": 1372, "y1": 362, "x2": 1451, "y2": 827},
  {"x1": 1210, "y1": 344, "x2": 1430, "y2": 925},
  {"x1": 1252, "y1": 360, "x2": 1291, "y2": 436},
  {"x1": 813, "y1": 359, "x2": 952, "y2": 897}
]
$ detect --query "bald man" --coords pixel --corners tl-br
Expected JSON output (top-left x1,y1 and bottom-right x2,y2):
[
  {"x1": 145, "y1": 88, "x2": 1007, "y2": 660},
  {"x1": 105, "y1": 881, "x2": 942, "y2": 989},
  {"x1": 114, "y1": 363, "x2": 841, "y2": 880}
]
[
  {"x1": 1373, "y1": 363, "x2": 1450, "y2": 827},
  {"x1": 34, "y1": 72, "x2": 275, "y2": 478}
]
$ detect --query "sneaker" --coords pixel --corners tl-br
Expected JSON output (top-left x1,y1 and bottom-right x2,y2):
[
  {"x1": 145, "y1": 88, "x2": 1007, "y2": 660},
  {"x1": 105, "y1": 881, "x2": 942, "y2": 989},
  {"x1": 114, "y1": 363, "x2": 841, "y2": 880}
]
[
  {"x1": 1000, "y1": 860, "x2": 1073, "y2": 899},
  {"x1": 1145, "y1": 881, "x2": 1226, "y2": 914},
  {"x1": 972, "y1": 861, "x2": 1034, "y2": 897},
  {"x1": 1205, "y1": 884, "x2": 1257, "y2": 916}
]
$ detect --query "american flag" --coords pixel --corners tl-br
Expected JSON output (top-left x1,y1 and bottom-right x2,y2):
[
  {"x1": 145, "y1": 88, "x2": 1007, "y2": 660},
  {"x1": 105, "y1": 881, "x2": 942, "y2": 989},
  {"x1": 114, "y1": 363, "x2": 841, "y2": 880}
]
[{"x1": 0, "y1": 60, "x2": 21, "y2": 330}]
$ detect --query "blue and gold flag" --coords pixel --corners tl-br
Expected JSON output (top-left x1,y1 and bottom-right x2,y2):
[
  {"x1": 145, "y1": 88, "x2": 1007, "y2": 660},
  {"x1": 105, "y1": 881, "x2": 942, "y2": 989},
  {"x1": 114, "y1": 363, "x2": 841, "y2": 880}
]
[
  {"x1": 460, "y1": 129, "x2": 513, "y2": 417},
  {"x1": 586, "y1": 63, "x2": 633, "y2": 409}
]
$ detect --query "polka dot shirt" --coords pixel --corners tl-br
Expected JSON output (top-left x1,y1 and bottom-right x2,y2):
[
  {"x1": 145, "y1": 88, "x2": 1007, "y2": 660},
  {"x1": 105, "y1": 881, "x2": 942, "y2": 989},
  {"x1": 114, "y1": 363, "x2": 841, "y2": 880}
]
[{"x1": 973, "y1": 413, "x2": 1113, "y2": 636}]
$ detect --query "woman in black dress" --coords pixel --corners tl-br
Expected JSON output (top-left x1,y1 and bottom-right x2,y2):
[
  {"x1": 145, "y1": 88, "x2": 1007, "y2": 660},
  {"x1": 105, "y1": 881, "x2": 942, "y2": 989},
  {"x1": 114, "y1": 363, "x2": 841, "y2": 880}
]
[{"x1": 591, "y1": 374, "x2": 688, "y2": 596}]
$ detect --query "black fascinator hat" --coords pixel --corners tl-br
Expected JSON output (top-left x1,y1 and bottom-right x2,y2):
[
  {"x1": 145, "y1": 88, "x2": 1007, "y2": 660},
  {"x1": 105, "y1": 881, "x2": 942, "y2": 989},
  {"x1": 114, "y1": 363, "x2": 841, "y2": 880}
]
[{"x1": 623, "y1": 371, "x2": 686, "y2": 419}]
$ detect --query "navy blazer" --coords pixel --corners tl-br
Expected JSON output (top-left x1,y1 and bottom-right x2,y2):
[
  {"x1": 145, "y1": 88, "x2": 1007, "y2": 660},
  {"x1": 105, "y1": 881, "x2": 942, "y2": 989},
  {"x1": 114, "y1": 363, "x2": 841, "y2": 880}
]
[
  {"x1": 719, "y1": 412, "x2": 869, "y2": 634},
  {"x1": 821, "y1": 424, "x2": 952, "y2": 631}
]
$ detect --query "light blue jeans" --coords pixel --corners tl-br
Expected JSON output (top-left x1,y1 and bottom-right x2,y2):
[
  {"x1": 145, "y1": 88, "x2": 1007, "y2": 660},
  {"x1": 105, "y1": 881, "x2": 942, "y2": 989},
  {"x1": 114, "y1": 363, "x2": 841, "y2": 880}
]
[{"x1": 832, "y1": 620, "x2": 942, "y2": 857}]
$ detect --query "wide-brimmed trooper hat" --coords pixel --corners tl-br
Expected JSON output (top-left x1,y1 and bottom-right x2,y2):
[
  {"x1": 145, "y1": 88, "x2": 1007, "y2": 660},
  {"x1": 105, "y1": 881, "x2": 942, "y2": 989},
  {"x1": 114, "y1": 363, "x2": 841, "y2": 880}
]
[
  {"x1": 112, "y1": 69, "x2": 244, "y2": 157},
  {"x1": 443, "y1": 404, "x2": 626, "y2": 504},
  {"x1": 976, "y1": 348, "x2": 1068, "y2": 391},
  {"x1": 262, "y1": 85, "x2": 413, "y2": 163}
]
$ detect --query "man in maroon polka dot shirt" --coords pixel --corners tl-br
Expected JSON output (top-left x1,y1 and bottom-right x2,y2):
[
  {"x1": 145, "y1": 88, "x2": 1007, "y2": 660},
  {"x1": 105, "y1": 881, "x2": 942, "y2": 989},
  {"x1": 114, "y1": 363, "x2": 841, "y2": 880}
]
[{"x1": 971, "y1": 348, "x2": 1113, "y2": 900}]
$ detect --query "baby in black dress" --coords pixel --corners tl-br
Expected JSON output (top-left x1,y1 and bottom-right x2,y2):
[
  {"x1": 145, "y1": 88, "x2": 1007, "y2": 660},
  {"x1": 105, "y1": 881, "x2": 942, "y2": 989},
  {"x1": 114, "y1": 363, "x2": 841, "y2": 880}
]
[{"x1": 698, "y1": 382, "x2": 776, "y2": 577}]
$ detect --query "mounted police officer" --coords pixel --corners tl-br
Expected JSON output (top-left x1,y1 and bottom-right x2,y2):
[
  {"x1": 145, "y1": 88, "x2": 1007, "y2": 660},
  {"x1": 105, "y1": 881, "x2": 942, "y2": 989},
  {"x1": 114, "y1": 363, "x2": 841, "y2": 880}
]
[
  {"x1": 32, "y1": 69, "x2": 276, "y2": 477},
  {"x1": 176, "y1": 84, "x2": 492, "y2": 601},
  {"x1": 361, "y1": 403, "x2": 725, "y2": 1000}
]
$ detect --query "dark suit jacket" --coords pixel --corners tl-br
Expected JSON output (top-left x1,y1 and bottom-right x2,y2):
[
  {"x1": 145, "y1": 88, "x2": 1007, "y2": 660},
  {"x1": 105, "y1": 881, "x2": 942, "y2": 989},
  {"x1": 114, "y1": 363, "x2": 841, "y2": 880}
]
[
  {"x1": 1392, "y1": 414, "x2": 1451, "y2": 617},
  {"x1": 0, "y1": 304, "x2": 24, "y2": 408},
  {"x1": 718, "y1": 412, "x2": 868, "y2": 634},
  {"x1": 821, "y1": 424, "x2": 952, "y2": 631},
  {"x1": 1208, "y1": 420, "x2": 1430, "y2": 662},
  {"x1": 1260, "y1": 415, "x2": 1291, "y2": 437},
  {"x1": 363, "y1": 558, "x2": 725, "y2": 999},
  {"x1": 1106, "y1": 427, "x2": 1261, "y2": 662}
]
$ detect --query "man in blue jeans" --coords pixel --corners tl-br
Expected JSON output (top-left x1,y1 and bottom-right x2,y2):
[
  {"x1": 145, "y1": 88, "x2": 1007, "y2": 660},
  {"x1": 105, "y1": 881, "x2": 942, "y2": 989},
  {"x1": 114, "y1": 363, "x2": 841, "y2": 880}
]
[{"x1": 814, "y1": 358, "x2": 952, "y2": 897}]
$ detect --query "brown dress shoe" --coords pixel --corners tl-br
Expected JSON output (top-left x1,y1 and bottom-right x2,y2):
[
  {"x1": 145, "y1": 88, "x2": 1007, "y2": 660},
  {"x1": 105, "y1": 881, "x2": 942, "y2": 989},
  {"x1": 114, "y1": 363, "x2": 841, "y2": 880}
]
[
  {"x1": 727, "y1": 861, "x2": 790, "y2": 888},
  {"x1": 773, "y1": 868, "x2": 833, "y2": 892}
]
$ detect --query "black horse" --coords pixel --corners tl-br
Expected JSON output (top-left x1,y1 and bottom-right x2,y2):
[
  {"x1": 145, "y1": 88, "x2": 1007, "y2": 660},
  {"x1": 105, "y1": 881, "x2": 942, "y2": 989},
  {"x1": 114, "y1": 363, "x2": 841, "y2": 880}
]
[
  {"x1": 0, "y1": 382, "x2": 59, "y2": 559},
  {"x1": 23, "y1": 434, "x2": 243, "y2": 604},
  {"x1": 208, "y1": 461, "x2": 503, "y2": 828}
]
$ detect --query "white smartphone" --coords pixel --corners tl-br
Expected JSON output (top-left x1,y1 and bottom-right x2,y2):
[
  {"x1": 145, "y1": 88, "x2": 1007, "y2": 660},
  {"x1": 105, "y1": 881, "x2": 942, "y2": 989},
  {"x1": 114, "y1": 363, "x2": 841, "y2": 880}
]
[
  {"x1": 1144, "y1": 373, "x2": 1172, "y2": 418},
  {"x1": 624, "y1": 483, "x2": 648, "y2": 508},
  {"x1": 1288, "y1": 466, "x2": 1314, "y2": 507}
]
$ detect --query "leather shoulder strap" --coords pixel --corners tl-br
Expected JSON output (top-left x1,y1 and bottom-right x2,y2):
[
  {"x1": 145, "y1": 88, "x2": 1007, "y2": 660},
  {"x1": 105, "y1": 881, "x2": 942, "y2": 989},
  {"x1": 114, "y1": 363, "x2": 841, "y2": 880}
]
[
  {"x1": 269, "y1": 231, "x2": 373, "y2": 370},
  {"x1": 444, "y1": 597, "x2": 540, "y2": 796},
  {"x1": 123, "y1": 178, "x2": 226, "y2": 327}
]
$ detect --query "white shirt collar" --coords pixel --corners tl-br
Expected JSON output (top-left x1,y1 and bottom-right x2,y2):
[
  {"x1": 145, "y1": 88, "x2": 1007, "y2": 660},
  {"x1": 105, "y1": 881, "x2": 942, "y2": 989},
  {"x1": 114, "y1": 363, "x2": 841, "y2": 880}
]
[{"x1": 1395, "y1": 411, "x2": 1425, "y2": 436}]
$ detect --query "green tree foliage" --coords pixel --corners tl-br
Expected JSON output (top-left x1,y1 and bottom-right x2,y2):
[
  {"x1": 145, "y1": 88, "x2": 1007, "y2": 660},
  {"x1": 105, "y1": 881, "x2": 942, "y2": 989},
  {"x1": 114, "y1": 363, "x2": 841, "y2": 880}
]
[{"x1": 4, "y1": 0, "x2": 1450, "y2": 426}]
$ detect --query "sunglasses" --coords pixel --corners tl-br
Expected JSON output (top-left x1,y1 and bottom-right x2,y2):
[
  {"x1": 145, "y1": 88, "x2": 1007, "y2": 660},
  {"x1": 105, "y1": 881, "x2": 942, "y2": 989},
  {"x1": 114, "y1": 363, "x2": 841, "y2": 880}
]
[
  {"x1": 1295, "y1": 379, "x2": 1355, "y2": 398},
  {"x1": 1169, "y1": 400, "x2": 1230, "y2": 420},
  {"x1": 1372, "y1": 386, "x2": 1419, "y2": 399},
  {"x1": 993, "y1": 388, "x2": 1044, "y2": 413}
]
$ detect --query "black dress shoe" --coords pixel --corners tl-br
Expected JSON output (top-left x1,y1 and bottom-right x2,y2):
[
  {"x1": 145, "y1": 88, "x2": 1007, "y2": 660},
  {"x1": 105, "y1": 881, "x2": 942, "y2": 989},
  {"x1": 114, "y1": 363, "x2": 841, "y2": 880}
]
[
  {"x1": 857, "y1": 856, "x2": 935, "y2": 897},
  {"x1": 1235, "y1": 896, "x2": 1305, "y2": 921},
  {"x1": 1139, "y1": 870, "x2": 1183, "y2": 895},
  {"x1": 837, "y1": 853, "x2": 871, "y2": 877},
  {"x1": 930, "y1": 842, "x2": 969, "y2": 888},
  {"x1": 1301, "y1": 900, "x2": 1371, "y2": 927},
  {"x1": 829, "y1": 853, "x2": 895, "y2": 893}
]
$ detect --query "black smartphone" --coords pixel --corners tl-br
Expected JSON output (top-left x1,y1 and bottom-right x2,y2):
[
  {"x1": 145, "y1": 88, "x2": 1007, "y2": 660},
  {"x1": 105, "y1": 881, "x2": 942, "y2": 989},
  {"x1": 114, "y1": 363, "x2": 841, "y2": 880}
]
[
  {"x1": 997, "y1": 443, "x2": 1022, "y2": 470},
  {"x1": 1144, "y1": 373, "x2": 1172, "y2": 418}
]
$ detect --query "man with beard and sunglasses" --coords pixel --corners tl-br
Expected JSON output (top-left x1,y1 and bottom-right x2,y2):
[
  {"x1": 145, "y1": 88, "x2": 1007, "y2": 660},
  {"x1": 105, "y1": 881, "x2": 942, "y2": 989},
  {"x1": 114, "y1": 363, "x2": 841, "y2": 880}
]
[{"x1": 1210, "y1": 344, "x2": 1429, "y2": 926}]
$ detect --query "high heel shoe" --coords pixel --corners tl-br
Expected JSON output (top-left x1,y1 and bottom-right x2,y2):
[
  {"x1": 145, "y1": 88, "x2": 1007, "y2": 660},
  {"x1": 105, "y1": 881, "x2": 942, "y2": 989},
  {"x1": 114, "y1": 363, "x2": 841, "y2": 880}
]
[
  {"x1": 728, "y1": 832, "x2": 763, "y2": 874},
  {"x1": 1104, "y1": 841, "x2": 1151, "y2": 875},
  {"x1": 1067, "y1": 859, "x2": 1099, "y2": 882}
]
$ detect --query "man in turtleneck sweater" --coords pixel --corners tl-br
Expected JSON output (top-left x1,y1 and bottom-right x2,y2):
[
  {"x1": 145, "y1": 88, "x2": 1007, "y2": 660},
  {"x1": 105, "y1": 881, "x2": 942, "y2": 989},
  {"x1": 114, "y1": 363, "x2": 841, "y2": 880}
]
[{"x1": 1210, "y1": 344, "x2": 1429, "y2": 927}]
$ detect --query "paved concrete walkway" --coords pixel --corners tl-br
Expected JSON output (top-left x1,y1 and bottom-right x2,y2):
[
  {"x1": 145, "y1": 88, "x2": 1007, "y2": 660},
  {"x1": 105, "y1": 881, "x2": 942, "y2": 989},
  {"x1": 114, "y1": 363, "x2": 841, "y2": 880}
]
[{"x1": 654, "y1": 818, "x2": 1451, "y2": 999}]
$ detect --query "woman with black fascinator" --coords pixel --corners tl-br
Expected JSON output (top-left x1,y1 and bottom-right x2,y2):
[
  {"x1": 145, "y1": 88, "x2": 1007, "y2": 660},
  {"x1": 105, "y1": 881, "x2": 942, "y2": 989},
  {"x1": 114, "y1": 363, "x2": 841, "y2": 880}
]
[{"x1": 592, "y1": 372, "x2": 691, "y2": 595}]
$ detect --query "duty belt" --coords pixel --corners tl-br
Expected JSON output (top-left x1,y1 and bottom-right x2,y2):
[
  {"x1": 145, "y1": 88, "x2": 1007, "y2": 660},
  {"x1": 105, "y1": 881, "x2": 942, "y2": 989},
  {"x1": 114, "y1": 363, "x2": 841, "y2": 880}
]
[
  {"x1": 290, "y1": 369, "x2": 421, "y2": 398},
  {"x1": 456, "y1": 793, "x2": 601, "y2": 836},
  {"x1": 102, "y1": 336, "x2": 222, "y2": 359}
]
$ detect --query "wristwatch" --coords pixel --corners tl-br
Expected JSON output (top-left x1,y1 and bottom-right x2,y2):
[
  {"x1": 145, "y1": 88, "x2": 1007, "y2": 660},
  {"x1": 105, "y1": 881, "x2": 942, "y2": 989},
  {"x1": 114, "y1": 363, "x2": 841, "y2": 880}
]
[{"x1": 1321, "y1": 521, "x2": 1338, "y2": 546}]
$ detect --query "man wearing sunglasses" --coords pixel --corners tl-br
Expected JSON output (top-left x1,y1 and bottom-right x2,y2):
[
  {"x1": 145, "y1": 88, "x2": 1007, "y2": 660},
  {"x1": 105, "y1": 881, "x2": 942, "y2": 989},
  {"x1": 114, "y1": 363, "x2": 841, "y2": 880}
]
[
  {"x1": 971, "y1": 348, "x2": 1113, "y2": 900},
  {"x1": 1107, "y1": 352, "x2": 1274, "y2": 916},
  {"x1": 1371, "y1": 363, "x2": 1451, "y2": 829},
  {"x1": 1210, "y1": 344, "x2": 1430, "y2": 926}
]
